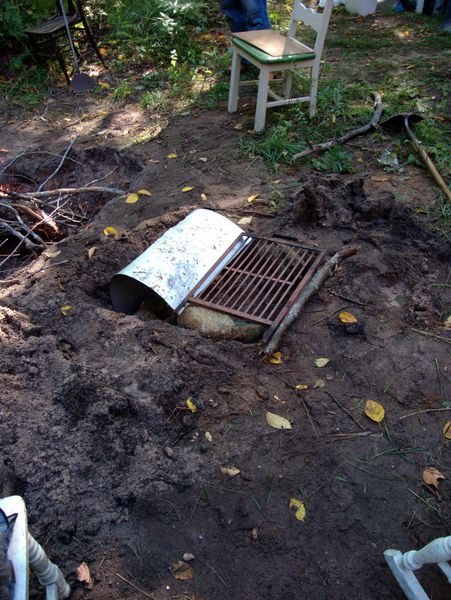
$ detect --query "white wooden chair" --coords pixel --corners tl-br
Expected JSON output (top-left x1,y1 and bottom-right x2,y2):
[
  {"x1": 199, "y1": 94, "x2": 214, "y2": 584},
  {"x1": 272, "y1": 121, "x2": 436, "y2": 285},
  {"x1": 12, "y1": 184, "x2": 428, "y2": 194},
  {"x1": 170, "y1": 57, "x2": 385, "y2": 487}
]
[{"x1": 227, "y1": 0, "x2": 334, "y2": 132}]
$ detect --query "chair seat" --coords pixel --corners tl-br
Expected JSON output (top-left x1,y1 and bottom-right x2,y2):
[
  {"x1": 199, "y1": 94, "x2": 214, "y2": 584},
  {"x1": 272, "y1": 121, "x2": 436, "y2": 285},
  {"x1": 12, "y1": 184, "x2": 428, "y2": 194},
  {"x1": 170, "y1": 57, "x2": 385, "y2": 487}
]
[
  {"x1": 25, "y1": 14, "x2": 79, "y2": 35},
  {"x1": 232, "y1": 36, "x2": 315, "y2": 65}
]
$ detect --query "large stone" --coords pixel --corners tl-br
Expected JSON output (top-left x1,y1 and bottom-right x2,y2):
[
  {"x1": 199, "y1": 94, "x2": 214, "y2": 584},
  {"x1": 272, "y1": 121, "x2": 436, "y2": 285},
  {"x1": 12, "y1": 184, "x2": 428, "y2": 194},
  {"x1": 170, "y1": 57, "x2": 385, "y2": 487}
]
[{"x1": 178, "y1": 305, "x2": 265, "y2": 342}]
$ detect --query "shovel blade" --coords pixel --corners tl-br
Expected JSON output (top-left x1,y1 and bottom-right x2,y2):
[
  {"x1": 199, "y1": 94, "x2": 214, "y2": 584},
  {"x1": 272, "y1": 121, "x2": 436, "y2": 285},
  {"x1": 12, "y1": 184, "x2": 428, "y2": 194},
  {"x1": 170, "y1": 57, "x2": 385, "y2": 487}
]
[{"x1": 71, "y1": 72, "x2": 96, "y2": 92}]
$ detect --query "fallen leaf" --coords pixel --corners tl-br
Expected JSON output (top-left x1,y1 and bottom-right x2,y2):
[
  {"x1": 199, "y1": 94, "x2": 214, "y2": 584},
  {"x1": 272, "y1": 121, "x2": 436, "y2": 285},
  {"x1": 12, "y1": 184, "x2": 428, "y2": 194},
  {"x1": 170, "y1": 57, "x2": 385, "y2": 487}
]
[
  {"x1": 60, "y1": 305, "x2": 72, "y2": 317},
  {"x1": 415, "y1": 207, "x2": 427, "y2": 215},
  {"x1": 237, "y1": 216, "x2": 253, "y2": 225},
  {"x1": 422, "y1": 466, "x2": 445, "y2": 489},
  {"x1": 313, "y1": 379, "x2": 326, "y2": 389},
  {"x1": 200, "y1": 193, "x2": 208, "y2": 201},
  {"x1": 88, "y1": 247, "x2": 97, "y2": 259},
  {"x1": 167, "y1": 153, "x2": 177, "y2": 158},
  {"x1": 56, "y1": 276, "x2": 65, "y2": 291},
  {"x1": 271, "y1": 179, "x2": 281, "y2": 184},
  {"x1": 199, "y1": 156, "x2": 208, "y2": 162},
  {"x1": 371, "y1": 175, "x2": 390, "y2": 182},
  {"x1": 103, "y1": 226, "x2": 119, "y2": 238},
  {"x1": 266, "y1": 411, "x2": 292, "y2": 430},
  {"x1": 443, "y1": 421, "x2": 451, "y2": 440},
  {"x1": 99, "y1": 47, "x2": 108, "y2": 56},
  {"x1": 220, "y1": 466, "x2": 240, "y2": 477},
  {"x1": 205, "y1": 431, "x2": 212, "y2": 442},
  {"x1": 247, "y1": 193, "x2": 260, "y2": 203},
  {"x1": 314, "y1": 357, "x2": 330, "y2": 368},
  {"x1": 289, "y1": 497, "x2": 306, "y2": 521},
  {"x1": 76, "y1": 562, "x2": 93, "y2": 590},
  {"x1": 251, "y1": 527, "x2": 258, "y2": 540},
  {"x1": 295, "y1": 384, "x2": 308, "y2": 391},
  {"x1": 267, "y1": 351, "x2": 283, "y2": 364},
  {"x1": 170, "y1": 561, "x2": 193, "y2": 580},
  {"x1": 138, "y1": 189, "x2": 152, "y2": 196},
  {"x1": 331, "y1": 114, "x2": 336, "y2": 124},
  {"x1": 125, "y1": 193, "x2": 139, "y2": 204},
  {"x1": 182, "y1": 186, "x2": 194, "y2": 192},
  {"x1": 45, "y1": 247, "x2": 61, "y2": 258},
  {"x1": 98, "y1": 81, "x2": 109, "y2": 89},
  {"x1": 443, "y1": 315, "x2": 451, "y2": 330},
  {"x1": 234, "y1": 123, "x2": 243, "y2": 130},
  {"x1": 186, "y1": 397, "x2": 197, "y2": 413},
  {"x1": 339, "y1": 311, "x2": 357, "y2": 324},
  {"x1": 364, "y1": 399, "x2": 385, "y2": 423}
]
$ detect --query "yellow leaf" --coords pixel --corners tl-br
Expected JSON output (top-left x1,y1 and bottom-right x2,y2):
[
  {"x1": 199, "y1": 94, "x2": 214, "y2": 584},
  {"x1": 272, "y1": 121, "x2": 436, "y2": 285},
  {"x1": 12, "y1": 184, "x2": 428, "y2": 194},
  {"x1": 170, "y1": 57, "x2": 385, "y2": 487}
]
[
  {"x1": 338, "y1": 311, "x2": 357, "y2": 324},
  {"x1": 88, "y1": 247, "x2": 97, "y2": 259},
  {"x1": 443, "y1": 421, "x2": 451, "y2": 440},
  {"x1": 364, "y1": 399, "x2": 385, "y2": 423},
  {"x1": 220, "y1": 466, "x2": 240, "y2": 477},
  {"x1": 125, "y1": 193, "x2": 139, "y2": 204},
  {"x1": 175, "y1": 567, "x2": 193, "y2": 581},
  {"x1": 266, "y1": 411, "x2": 292, "y2": 430},
  {"x1": 98, "y1": 81, "x2": 110, "y2": 89},
  {"x1": 289, "y1": 497, "x2": 306, "y2": 521},
  {"x1": 313, "y1": 379, "x2": 326, "y2": 389},
  {"x1": 56, "y1": 276, "x2": 65, "y2": 291},
  {"x1": 205, "y1": 431, "x2": 212, "y2": 442},
  {"x1": 45, "y1": 247, "x2": 61, "y2": 258},
  {"x1": 234, "y1": 123, "x2": 243, "y2": 130},
  {"x1": 247, "y1": 193, "x2": 260, "y2": 204},
  {"x1": 267, "y1": 351, "x2": 283, "y2": 364},
  {"x1": 443, "y1": 315, "x2": 451, "y2": 330},
  {"x1": 60, "y1": 305, "x2": 72, "y2": 317},
  {"x1": 138, "y1": 189, "x2": 152, "y2": 196},
  {"x1": 182, "y1": 186, "x2": 194, "y2": 192},
  {"x1": 103, "y1": 226, "x2": 119, "y2": 238},
  {"x1": 167, "y1": 153, "x2": 177, "y2": 158},
  {"x1": 170, "y1": 561, "x2": 193, "y2": 581},
  {"x1": 422, "y1": 466, "x2": 445, "y2": 489},
  {"x1": 331, "y1": 114, "x2": 336, "y2": 124},
  {"x1": 295, "y1": 384, "x2": 308, "y2": 391},
  {"x1": 186, "y1": 397, "x2": 197, "y2": 413},
  {"x1": 314, "y1": 357, "x2": 329, "y2": 368},
  {"x1": 99, "y1": 47, "x2": 108, "y2": 56}
]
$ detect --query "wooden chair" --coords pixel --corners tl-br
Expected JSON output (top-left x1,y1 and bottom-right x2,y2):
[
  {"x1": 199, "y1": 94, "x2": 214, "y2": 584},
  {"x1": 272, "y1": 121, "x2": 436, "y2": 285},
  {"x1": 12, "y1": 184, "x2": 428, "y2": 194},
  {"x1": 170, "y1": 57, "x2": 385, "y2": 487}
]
[
  {"x1": 227, "y1": 0, "x2": 334, "y2": 132},
  {"x1": 25, "y1": 0, "x2": 105, "y2": 85}
]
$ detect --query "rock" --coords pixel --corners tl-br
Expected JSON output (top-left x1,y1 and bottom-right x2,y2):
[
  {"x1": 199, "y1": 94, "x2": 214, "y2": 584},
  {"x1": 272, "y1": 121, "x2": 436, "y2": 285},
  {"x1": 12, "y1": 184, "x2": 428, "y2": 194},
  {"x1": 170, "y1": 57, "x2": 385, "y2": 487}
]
[
  {"x1": 183, "y1": 553, "x2": 195, "y2": 562},
  {"x1": 178, "y1": 305, "x2": 265, "y2": 342},
  {"x1": 164, "y1": 446, "x2": 175, "y2": 460}
]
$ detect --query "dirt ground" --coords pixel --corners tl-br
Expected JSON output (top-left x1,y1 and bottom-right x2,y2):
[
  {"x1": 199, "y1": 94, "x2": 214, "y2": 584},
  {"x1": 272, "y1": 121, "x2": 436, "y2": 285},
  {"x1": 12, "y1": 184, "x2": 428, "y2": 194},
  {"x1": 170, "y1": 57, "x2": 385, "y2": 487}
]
[{"x1": 1, "y1": 41, "x2": 451, "y2": 600}]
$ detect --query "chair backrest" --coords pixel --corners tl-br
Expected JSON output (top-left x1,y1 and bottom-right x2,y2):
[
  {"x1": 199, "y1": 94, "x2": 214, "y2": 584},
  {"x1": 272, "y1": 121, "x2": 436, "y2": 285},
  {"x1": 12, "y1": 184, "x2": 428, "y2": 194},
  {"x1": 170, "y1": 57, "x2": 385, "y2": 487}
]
[
  {"x1": 287, "y1": 0, "x2": 334, "y2": 57},
  {"x1": 55, "y1": 0, "x2": 78, "y2": 17}
]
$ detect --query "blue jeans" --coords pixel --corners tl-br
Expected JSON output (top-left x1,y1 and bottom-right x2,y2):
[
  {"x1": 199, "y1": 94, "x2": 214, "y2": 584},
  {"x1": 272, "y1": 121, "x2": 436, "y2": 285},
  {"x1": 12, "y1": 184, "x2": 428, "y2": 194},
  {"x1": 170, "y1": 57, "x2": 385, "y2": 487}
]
[{"x1": 219, "y1": 0, "x2": 270, "y2": 32}]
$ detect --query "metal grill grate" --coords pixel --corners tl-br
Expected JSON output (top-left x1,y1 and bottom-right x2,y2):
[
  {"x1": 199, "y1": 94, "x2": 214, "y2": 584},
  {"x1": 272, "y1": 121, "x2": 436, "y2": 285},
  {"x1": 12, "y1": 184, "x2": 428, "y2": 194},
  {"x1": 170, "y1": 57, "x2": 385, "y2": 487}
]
[{"x1": 185, "y1": 234, "x2": 326, "y2": 332}]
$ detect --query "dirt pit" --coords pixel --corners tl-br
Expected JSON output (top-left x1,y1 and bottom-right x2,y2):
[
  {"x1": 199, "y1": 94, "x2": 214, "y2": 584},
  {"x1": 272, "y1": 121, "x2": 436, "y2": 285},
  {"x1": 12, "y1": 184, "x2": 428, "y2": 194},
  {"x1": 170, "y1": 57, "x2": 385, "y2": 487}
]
[{"x1": 0, "y1": 120, "x2": 450, "y2": 600}]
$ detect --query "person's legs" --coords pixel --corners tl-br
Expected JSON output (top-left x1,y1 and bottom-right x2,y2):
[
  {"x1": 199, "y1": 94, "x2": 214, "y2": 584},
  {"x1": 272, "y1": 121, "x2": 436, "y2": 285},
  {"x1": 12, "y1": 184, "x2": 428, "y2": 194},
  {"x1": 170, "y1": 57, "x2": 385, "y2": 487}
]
[
  {"x1": 241, "y1": 0, "x2": 270, "y2": 30},
  {"x1": 219, "y1": 0, "x2": 247, "y2": 32}
]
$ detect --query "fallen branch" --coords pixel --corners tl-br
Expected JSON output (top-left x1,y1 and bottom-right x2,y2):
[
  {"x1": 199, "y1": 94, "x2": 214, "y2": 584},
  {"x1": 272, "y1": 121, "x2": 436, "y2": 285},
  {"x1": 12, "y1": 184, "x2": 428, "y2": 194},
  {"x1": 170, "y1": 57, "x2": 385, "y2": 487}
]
[
  {"x1": 37, "y1": 137, "x2": 76, "y2": 192},
  {"x1": 264, "y1": 246, "x2": 359, "y2": 354},
  {"x1": 410, "y1": 328, "x2": 451, "y2": 346},
  {"x1": 292, "y1": 93, "x2": 384, "y2": 161},
  {"x1": 20, "y1": 185, "x2": 125, "y2": 198},
  {"x1": 324, "y1": 390, "x2": 366, "y2": 431}
]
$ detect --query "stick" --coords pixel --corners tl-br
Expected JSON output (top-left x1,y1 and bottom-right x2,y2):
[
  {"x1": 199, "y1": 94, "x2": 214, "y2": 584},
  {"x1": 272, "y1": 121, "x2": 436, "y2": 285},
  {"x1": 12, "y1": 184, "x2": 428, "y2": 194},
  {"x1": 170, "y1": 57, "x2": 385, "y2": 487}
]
[
  {"x1": 115, "y1": 573, "x2": 155, "y2": 599},
  {"x1": 292, "y1": 93, "x2": 383, "y2": 161},
  {"x1": 329, "y1": 290, "x2": 367, "y2": 306},
  {"x1": 299, "y1": 395, "x2": 320, "y2": 439},
  {"x1": 399, "y1": 407, "x2": 451, "y2": 420},
  {"x1": 20, "y1": 186, "x2": 125, "y2": 198},
  {"x1": 37, "y1": 137, "x2": 76, "y2": 192},
  {"x1": 411, "y1": 328, "x2": 451, "y2": 346},
  {"x1": 264, "y1": 246, "x2": 359, "y2": 354},
  {"x1": 324, "y1": 391, "x2": 366, "y2": 431}
]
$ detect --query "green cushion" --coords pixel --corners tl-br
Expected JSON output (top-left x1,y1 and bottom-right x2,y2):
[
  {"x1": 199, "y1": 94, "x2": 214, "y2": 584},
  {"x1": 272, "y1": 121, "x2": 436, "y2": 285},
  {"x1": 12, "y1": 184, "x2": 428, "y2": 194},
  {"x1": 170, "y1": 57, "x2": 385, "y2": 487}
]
[{"x1": 232, "y1": 37, "x2": 315, "y2": 65}]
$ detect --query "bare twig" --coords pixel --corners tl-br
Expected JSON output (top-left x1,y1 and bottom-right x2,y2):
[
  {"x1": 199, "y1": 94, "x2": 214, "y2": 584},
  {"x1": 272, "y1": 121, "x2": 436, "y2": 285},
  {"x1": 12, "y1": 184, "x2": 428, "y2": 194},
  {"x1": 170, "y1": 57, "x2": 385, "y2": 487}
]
[
  {"x1": 312, "y1": 305, "x2": 353, "y2": 326},
  {"x1": 292, "y1": 93, "x2": 384, "y2": 161},
  {"x1": 411, "y1": 328, "x2": 451, "y2": 346},
  {"x1": 329, "y1": 290, "x2": 367, "y2": 306},
  {"x1": 116, "y1": 573, "x2": 155, "y2": 599},
  {"x1": 299, "y1": 395, "x2": 320, "y2": 439},
  {"x1": 324, "y1": 391, "x2": 366, "y2": 431},
  {"x1": 21, "y1": 185, "x2": 125, "y2": 198},
  {"x1": 85, "y1": 166, "x2": 119, "y2": 187},
  {"x1": 399, "y1": 407, "x2": 451, "y2": 420},
  {"x1": 37, "y1": 138, "x2": 76, "y2": 192}
]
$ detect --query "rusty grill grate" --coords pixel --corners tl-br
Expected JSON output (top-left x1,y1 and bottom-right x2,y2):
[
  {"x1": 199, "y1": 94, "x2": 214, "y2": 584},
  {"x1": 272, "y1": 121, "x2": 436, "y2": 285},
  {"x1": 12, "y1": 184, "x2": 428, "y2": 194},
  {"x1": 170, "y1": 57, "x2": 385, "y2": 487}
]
[{"x1": 185, "y1": 234, "x2": 326, "y2": 334}]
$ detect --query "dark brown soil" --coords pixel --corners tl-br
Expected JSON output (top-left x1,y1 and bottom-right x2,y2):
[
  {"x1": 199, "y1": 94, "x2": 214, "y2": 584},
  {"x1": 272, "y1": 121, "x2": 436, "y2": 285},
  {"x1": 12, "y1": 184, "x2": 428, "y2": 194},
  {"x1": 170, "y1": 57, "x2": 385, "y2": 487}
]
[{"x1": 0, "y1": 103, "x2": 450, "y2": 600}]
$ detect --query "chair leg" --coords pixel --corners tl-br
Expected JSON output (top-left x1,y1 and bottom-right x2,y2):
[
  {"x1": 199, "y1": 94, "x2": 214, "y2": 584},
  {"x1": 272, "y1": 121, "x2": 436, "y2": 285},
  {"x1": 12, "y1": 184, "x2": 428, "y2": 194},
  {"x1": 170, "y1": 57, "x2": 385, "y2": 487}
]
[
  {"x1": 52, "y1": 40, "x2": 71, "y2": 86},
  {"x1": 79, "y1": 13, "x2": 105, "y2": 65},
  {"x1": 284, "y1": 71, "x2": 293, "y2": 99},
  {"x1": 254, "y1": 68, "x2": 270, "y2": 132},
  {"x1": 228, "y1": 48, "x2": 241, "y2": 113},
  {"x1": 309, "y1": 64, "x2": 320, "y2": 118}
]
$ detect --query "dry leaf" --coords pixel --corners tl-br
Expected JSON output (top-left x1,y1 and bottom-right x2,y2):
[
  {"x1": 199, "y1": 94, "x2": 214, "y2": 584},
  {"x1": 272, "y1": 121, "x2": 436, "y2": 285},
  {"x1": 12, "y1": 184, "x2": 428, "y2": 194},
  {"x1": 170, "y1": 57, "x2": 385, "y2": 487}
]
[
  {"x1": 237, "y1": 216, "x2": 253, "y2": 226},
  {"x1": 205, "y1": 431, "x2": 212, "y2": 442},
  {"x1": 289, "y1": 497, "x2": 306, "y2": 521},
  {"x1": 60, "y1": 305, "x2": 72, "y2": 317},
  {"x1": 88, "y1": 247, "x2": 97, "y2": 259},
  {"x1": 103, "y1": 226, "x2": 119, "y2": 238},
  {"x1": 199, "y1": 156, "x2": 208, "y2": 162},
  {"x1": 186, "y1": 397, "x2": 197, "y2": 413},
  {"x1": 444, "y1": 315, "x2": 451, "y2": 330},
  {"x1": 271, "y1": 179, "x2": 281, "y2": 184},
  {"x1": 220, "y1": 466, "x2": 240, "y2": 477},
  {"x1": 125, "y1": 193, "x2": 139, "y2": 204},
  {"x1": 167, "y1": 153, "x2": 177, "y2": 158},
  {"x1": 338, "y1": 311, "x2": 357, "y2": 324},
  {"x1": 364, "y1": 399, "x2": 385, "y2": 423},
  {"x1": 251, "y1": 527, "x2": 258, "y2": 540},
  {"x1": 182, "y1": 186, "x2": 194, "y2": 192},
  {"x1": 422, "y1": 466, "x2": 445, "y2": 489},
  {"x1": 138, "y1": 189, "x2": 152, "y2": 196},
  {"x1": 443, "y1": 421, "x2": 451, "y2": 440},
  {"x1": 295, "y1": 384, "x2": 308, "y2": 391},
  {"x1": 314, "y1": 358, "x2": 330, "y2": 368},
  {"x1": 234, "y1": 123, "x2": 243, "y2": 130},
  {"x1": 200, "y1": 193, "x2": 207, "y2": 201},
  {"x1": 56, "y1": 276, "x2": 65, "y2": 291},
  {"x1": 313, "y1": 379, "x2": 326, "y2": 389},
  {"x1": 170, "y1": 561, "x2": 193, "y2": 580},
  {"x1": 247, "y1": 193, "x2": 260, "y2": 204},
  {"x1": 267, "y1": 351, "x2": 283, "y2": 364},
  {"x1": 266, "y1": 411, "x2": 292, "y2": 430},
  {"x1": 75, "y1": 562, "x2": 93, "y2": 589},
  {"x1": 45, "y1": 247, "x2": 61, "y2": 258}
]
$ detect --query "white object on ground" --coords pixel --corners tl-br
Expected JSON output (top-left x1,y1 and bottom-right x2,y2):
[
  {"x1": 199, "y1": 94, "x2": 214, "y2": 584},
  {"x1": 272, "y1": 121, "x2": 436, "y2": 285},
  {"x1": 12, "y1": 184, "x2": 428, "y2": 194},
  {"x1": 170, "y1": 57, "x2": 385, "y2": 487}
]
[
  {"x1": 344, "y1": 0, "x2": 377, "y2": 16},
  {"x1": 384, "y1": 535, "x2": 451, "y2": 600},
  {"x1": 0, "y1": 495, "x2": 70, "y2": 600}
]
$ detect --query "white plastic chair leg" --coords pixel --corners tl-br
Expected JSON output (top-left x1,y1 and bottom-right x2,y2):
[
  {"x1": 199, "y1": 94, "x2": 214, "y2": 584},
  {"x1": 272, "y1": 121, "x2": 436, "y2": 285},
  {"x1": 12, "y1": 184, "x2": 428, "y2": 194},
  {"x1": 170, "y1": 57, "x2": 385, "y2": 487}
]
[
  {"x1": 254, "y1": 69, "x2": 270, "y2": 132},
  {"x1": 309, "y1": 65, "x2": 319, "y2": 118},
  {"x1": 384, "y1": 536, "x2": 451, "y2": 600},
  {"x1": 284, "y1": 72, "x2": 293, "y2": 99},
  {"x1": 28, "y1": 533, "x2": 71, "y2": 599},
  {"x1": 228, "y1": 48, "x2": 241, "y2": 113}
]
